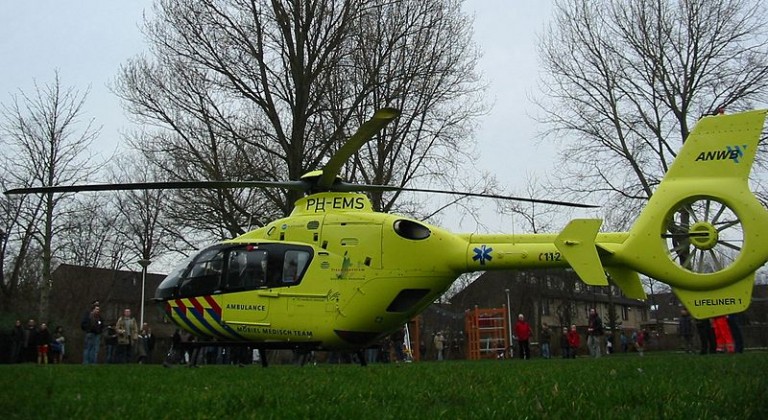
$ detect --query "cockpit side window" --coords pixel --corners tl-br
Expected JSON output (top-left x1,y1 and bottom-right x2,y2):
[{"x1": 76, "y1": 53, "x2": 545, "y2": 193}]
[
  {"x1": 168, "y1": 244, "x2": 314, "y2": 297},
  {"x1": 179, "y1": 248, "x2": 224, "y2": 297}
]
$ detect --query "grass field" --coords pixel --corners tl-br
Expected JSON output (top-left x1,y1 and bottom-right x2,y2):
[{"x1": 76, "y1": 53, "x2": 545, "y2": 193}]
[{"x1": 2, "y1": 352, "x2": 766, "y2": 419}]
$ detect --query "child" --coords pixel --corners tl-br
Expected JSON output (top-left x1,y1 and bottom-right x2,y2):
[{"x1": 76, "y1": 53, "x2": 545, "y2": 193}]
[
  {"x1": 36, "y1": 323, "x2": 52, "y2": 365},
  {"x1": 634, "y1": 329, "x2": 645, "y2": 356},
  {"x1": 567, "y1": 325, "x2": 580, "y2": 358}
]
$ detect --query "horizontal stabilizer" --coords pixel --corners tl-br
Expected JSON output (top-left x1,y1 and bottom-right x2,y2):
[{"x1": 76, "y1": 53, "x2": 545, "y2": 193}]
[
  {"x1": 555, "y1": 219, "x2": 608, "y2": 286},
  {"x1": 673, "y1": 275, "x2": 754, "y2": 319},
  {"x1": 605, "y1": 267, "x2": 646, "y2": 300}
]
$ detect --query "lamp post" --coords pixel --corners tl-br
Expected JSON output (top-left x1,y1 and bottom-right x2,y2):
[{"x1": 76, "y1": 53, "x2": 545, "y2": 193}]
[
  {"x1": 505, "y1": 288, "x2": 512, "y2": 356},
  {"x1": 138, "y1": 258, "x2": 152, "y2": 326}
]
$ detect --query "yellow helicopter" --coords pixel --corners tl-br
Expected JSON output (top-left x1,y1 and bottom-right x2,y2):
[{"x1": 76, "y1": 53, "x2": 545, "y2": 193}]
[{"x1": 6, "y1": 108, "x2": 768, "y2": 365}]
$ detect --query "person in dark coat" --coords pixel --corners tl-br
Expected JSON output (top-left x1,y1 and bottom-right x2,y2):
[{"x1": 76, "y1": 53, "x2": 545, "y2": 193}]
[
  {"x1": 727, "y1": 314, "x2": 744, "y2": 353},
  {"x1": 10, "y1": 320, "x2": 24, "y2": 363},
  {"x1": 23, "y1": 319, "x2": 38, "y2": 363},
  {"x1": 696, "y1": 318, "x2": 716, "y2": 354},
  {"x1": 81, "y1": 305, "x2": 104, "y2": 364},
  {"x1": 678, "y1": 309, "x2": 694, "y2": 353},
  {"x1": 136, "y1": 323, "x2": 156, "y2": 364},
  {"x1": 559, "y1": 327, "x2": 569, "y2": 359},
  {"x1": 587, "y1": 308, "x2": 604, "y2": 358}
]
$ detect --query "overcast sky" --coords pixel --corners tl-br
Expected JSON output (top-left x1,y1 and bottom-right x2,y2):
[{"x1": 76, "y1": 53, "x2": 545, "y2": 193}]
[{"x1": 0, "y1": 0, "x2": 569, "y2": 232}]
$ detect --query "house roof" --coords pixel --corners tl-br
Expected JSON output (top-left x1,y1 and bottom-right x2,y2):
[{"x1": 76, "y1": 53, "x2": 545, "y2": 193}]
[{"x1": 49, "y1": 263, "x2": 168, "y2": 324}]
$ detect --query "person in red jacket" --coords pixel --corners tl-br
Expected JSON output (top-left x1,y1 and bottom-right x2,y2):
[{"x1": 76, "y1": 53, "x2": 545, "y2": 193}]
[
  {"x1": 567, "y1": 324, "x2": 580, "y2": 358},
  {"x1": 712, "y1": 316, "x2": 734, "y2": 353},
  {"x1": 514, "y1": 314, "x2": 532, "y2": 360}
]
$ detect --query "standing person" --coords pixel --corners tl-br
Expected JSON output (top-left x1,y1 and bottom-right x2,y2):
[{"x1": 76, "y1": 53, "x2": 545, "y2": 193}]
[
  {"x1": 23, "y1": 319, "x2": 38, "y2": 363},
  {"x1": 540, "y1": 323, "x2": 552, "y2": 359},
  {"x1": 115, "y1": 308, "x2": 139, "y2": 363},
  {"x1": 104, "y1": 324, "x2": 118, "y2": 363},
  {"x1": 433, "y1": 331, "x2": 446, "y2": 361},
  {"x1": 678, "y1": 309, "x2": 694, "y2": 354},
  {"x1": 560, "y1": 327, "x2": 570, "y2": 359},
  {"x1": 389, "y1": 327, "x2": 406, "y2": 362},
  {"x1": 10, "y1": 320, "x2": 24, "y2": 363},
  {"x1": 712, "y1": 316, "x2": 734, "y2": 353},
  {"x1": 620, "y1": 331, "x2": 629, "y2": 353},
  {"x1": 81, "y1": 303, "x2": 104, "y2": 364},
  {"x1": 586, "y1": 308, "x2": 603, "y2": 358},
  {"x1": 186, "y1": 332, "x2": 202, "y2": 367},
  {"x1": 163, "y1": 329, "x2": 183, "y2": 367},
  {"x1": 514, "y1": 314, "x2": 532, "y2": 360},
  {"x1": 51, "y1": 326, "x2": 66, "y2": 363},
  {"x1": 696, "y1": 318, "x2": 716, "y2": 354},
  {"x1": 36, "y1": 323, "x2": 52, "y2": 365},
  {"x1": 634, "y1": 329, "x2": 645, "y2": 356},
  {"x1": 567, "y1": 325, "x2": 580, "y2": 358},
  {"x1": 136, "y1": 322, "x2": 156, "y2": 364},
  {"x1": 727, "y1": 314, "x2": 744, "y2": 353}
]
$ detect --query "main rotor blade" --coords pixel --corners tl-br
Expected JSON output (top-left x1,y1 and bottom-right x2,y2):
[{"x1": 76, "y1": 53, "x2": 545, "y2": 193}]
[
  {"x1": 3, "y1": 180, "x2": 308, "y2": 195},
  {"x1": 317, "y1": 108, "x2": 401, "y2": 190},
  {"x1": 334, "y1": 183, "x2": 599, "y2": 208}
]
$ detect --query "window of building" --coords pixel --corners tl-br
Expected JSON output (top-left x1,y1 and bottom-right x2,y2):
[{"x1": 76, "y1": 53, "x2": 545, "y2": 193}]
[{"x1": 541, "y1": 299, "x2": 551, "y2": 316}]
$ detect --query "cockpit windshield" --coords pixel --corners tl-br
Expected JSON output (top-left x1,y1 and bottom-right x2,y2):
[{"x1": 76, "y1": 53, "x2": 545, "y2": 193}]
[{"x1": 154, "y1": 243, "x2": 313, "y2": 300}]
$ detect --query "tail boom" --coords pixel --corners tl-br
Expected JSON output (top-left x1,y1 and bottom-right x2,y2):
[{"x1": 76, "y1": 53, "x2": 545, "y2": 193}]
[{"x1": 460, "y1": 111, "x2": 768, "y2": 319}]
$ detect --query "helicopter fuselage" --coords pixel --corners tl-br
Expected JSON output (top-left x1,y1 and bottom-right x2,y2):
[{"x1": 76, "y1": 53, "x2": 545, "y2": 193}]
[{"x1": 154, "y1": 192, "x2": 614, "y2": 350}]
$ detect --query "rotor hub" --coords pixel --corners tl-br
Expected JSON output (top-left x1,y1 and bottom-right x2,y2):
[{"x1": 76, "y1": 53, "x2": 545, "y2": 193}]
[{"x1": 689, "y1": 221, "x2": 719, "y2": 250}]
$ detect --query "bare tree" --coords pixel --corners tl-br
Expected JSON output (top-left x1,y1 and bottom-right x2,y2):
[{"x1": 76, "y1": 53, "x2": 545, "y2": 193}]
[
  {"x1": 57, "y1": 194, "x2": 126, "y2": 269},
  {"x1": 0, "y1": 175, "x2": 42, "y2": 306},
  {"x1": 110, "y1": 152, "x2": 180, "y2": 270},
  {"x1": 337, "y1": 0, "x2": 486, "y2": 216},
  {"x1": 114, "y1": 0, "x2": 486, "y2": 239},
  {"x1": 537, "y1": 0, "x2": 768, "y2": 222},
  {"x1": 0, "y1": 72, "x2": 101, "y2": 319},
  {"x1": 498, "y1": 173, "x2": 561, "y2": 234}
]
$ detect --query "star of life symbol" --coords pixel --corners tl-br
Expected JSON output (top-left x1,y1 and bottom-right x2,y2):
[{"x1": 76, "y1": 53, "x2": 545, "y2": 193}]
[{"x1": 472, "y1": 245, "x2": 493, "y2": 265}]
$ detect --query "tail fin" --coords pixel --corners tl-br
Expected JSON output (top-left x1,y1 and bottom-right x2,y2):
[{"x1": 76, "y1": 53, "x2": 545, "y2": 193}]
[{"x1": 617, "y1": 110, "x2": 768, "y2": 318}]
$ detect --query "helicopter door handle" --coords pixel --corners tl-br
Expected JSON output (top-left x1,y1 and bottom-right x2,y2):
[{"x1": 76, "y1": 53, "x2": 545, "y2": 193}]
[{"x1": 257, "y1": 290, "x2": 280, "y2": 298}]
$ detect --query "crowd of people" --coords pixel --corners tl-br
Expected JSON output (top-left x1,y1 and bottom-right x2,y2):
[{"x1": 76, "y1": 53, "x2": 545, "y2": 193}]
[
  {"x1": 80, "y1": 300, "x2": 157, "y2": 364},
  {"x1": 8, "y1": 319, "x2": 66, "y2": 364},
  {"x1": 6, "y1": 303, "x2": 746, "y2": 365},
  {"x1": 6, "y1": 300, "x2": 156, "y2": 365},
  {"x1": 471, "y1": 307, "x2": 745, "y2": 360}
]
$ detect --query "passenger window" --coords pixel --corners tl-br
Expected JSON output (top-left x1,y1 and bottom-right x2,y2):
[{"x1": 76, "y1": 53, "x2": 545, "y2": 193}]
[
  {"x1": 226, "y1": 249, "x2": 268, "y2": 291},
  {"x1": 282, "y1": 250, "x2": 310, "y2": 285}
]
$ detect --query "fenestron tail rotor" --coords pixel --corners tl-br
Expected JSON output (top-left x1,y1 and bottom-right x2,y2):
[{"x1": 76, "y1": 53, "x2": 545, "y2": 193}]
[{"x1": 662, "y1": 197, "x2": 744, "y2": 274}]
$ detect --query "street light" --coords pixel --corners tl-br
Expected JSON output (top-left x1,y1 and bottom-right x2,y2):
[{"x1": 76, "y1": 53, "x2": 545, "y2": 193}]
[
  {"x1": 138, "y1": 258, "x2": 152, "y2": 326},
  {"x1": 505, "y1": 288, "x2": 512, "y2": 356}
]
